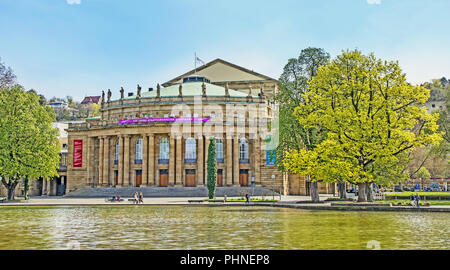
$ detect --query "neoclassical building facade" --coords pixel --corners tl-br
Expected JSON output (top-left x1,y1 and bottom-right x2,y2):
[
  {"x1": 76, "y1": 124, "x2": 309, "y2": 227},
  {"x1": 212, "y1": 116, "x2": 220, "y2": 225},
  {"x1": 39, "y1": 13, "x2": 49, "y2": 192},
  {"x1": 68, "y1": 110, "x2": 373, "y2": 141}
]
[{"x1": 66, "y1": 59, "x2": 285, "y2": 194}]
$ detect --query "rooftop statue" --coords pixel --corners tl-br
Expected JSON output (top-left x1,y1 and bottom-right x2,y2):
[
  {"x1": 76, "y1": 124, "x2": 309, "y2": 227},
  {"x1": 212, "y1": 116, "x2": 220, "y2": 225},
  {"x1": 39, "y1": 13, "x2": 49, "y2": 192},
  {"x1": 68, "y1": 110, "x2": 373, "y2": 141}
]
[
  {"x1": 120, "y1": 87, "x2": 124, "y2": 100},
  {"x1": 225, "y1": 83, "x2": 230, "y2": 97},
  {"x1": 137, "y1": 84, "x2": 141, "y2": 99},
  {"x1": 157, "y1": 84, "x2": 161, "y2": 98},
  {"x1": 107, "y1": 89, "x2": 112, "y2": 103},
  {"x1": 202, "y1": 83, "x2": 206, "y2": 97}
]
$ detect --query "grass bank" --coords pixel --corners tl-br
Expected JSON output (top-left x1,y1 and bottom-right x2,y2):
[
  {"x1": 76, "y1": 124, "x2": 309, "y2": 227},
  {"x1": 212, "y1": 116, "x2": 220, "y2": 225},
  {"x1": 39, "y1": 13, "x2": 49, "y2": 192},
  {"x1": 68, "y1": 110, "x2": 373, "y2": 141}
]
[
  {"x1": 206, "y1": 198, "x2": 279, "y2": 202},
  {"x1": 380, "y1": 199, "x2": 450, "y2": 206}
]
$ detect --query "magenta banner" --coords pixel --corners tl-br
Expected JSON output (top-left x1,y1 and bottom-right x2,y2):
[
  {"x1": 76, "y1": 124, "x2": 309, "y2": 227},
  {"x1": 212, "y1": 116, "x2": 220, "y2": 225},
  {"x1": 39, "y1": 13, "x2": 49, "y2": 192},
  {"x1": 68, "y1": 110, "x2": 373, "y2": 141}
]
[
  {"x1": 118, "y1": 117, "x2": 210, "y2": 125},
  {"x1": 73, "y1": 139, "x2": 83, "y2": 168}
]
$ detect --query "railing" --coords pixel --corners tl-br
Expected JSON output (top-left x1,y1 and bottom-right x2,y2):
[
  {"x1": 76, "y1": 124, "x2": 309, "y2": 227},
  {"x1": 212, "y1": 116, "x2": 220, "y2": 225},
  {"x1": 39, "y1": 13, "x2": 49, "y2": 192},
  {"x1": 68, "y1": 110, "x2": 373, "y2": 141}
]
[{"x1": 158, "y1": 159, "x2": 169, "y2": 164}]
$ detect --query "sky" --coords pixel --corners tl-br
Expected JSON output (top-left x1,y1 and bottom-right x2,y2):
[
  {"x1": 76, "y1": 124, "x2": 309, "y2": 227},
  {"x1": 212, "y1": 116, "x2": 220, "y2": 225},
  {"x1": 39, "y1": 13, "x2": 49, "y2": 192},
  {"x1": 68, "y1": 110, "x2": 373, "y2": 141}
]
[{"x1": 0, "y1": 0, "x2": 449, "y2": 101}]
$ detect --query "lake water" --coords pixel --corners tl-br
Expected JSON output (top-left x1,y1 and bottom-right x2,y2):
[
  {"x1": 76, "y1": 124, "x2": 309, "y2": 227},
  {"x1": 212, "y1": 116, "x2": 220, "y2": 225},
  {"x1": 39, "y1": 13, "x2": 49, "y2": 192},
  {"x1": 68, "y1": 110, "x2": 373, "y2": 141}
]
[{"x1": 0, "y1": 205, "x2": 448, "y2": 250}]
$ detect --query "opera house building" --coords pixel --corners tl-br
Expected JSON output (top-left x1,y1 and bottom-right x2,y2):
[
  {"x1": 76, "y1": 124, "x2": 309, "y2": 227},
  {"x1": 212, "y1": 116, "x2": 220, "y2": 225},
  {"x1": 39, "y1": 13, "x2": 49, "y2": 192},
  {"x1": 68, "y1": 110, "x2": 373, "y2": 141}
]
[{"x1": 65, "y1": 59, "x2": 335, "y2": 196}]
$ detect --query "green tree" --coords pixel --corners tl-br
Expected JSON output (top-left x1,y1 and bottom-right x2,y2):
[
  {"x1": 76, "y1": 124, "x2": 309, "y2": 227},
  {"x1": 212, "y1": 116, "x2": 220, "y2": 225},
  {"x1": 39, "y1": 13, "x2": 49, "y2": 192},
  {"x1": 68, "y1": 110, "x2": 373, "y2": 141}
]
[
  {"x1": 284, "y1": 50, "x2": 442, "y2": 202},
  {"x1": 0, "y1": 85, "x2": 60, "y2": 200},
  {"x1": 416, "y1": 167, "x2": 431, "y2": 190},
  {"x1": 275, "y1": 47, "x2": 330, "y2": 202},
  {"x1": 0, "y1": 57, "x2": 16, "y2": 89},
  {"x1": 206, "y1": 137, "x2": 217, "y2": 199}
]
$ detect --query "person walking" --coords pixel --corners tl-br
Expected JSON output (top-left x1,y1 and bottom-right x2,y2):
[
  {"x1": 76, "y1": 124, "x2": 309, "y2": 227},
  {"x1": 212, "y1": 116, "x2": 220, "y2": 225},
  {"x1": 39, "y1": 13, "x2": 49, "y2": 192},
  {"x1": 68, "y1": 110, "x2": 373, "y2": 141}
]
[
  {"x1": 134, "y1": 192, "x2": 138, "y2": 204},
  {"x1": 410, "y1": 193, "x2": 416, "y2": 207},
  {"x1": 139, "y1": 192, "x2": 144, "y2": 204},
  {"x1": 415, "y1": 193, "x2": 420, "y2": 208}
]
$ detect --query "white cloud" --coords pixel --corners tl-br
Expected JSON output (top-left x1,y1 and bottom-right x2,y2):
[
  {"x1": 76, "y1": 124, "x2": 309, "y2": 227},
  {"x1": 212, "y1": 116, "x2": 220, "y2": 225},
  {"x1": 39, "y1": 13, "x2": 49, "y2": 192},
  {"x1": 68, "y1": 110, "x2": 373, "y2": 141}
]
[
  {"x1": 367, "y1": 0, "x2": 381, "y2": 4},
  {"x1": 67, "y1": 0, "x2": 81, "y2": 5}
]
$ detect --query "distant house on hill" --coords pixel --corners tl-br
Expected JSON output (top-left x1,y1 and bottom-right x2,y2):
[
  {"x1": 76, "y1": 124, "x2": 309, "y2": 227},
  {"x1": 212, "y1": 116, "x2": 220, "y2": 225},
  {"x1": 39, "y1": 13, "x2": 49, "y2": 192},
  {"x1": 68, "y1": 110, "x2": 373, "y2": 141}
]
[
  {"x1": 80, "y1": 96, "x2": 101, "y2": 105},
  {"x1": 48, "y1": 101, "x2": 68, "y2": 109}
]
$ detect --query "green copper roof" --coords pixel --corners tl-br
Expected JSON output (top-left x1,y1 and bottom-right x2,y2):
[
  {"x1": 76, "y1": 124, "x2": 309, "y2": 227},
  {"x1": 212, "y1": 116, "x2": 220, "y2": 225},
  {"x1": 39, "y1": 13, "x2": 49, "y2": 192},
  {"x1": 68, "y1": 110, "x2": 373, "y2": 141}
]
[{"x1": 120, "y1": 82, "x2": 257, "y2": 100}]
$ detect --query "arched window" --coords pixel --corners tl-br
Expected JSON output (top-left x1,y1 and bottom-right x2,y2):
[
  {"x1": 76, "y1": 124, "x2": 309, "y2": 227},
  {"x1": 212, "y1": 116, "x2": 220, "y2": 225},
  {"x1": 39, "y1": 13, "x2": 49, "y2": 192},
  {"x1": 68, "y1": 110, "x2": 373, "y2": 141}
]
[
  {"x1": 159, "y1": 137, "x2": 169, "y2": 162},
  {"x1": 216, "y1": 139, "x2": 224, "y2": 162},
  {"x1": 114, "y1": 140, "x2": 119, "y2": 164},
  {"x1": 185, "y1": 137, "x2": 196, "y2": 162},
  {"x1": 239, "y1": 137, "x2": 249, "y2": 162},
  {"x1": 135, "y1": 138, "x2": 143, "y2": 163}
]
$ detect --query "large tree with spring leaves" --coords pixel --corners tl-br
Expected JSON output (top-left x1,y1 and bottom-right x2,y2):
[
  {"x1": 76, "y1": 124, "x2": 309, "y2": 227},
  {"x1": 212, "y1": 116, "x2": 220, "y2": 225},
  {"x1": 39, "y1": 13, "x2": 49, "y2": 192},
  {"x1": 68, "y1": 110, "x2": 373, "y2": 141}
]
[
  {"x1": 0, "y1": 85, "x2": 60, "y2": 200},
  {"x1": 275, "y1": 47, "x2": 330, "y2": 202},
  {"x1": 283, "y1": 50, "x2": 442, "y2": 202}
]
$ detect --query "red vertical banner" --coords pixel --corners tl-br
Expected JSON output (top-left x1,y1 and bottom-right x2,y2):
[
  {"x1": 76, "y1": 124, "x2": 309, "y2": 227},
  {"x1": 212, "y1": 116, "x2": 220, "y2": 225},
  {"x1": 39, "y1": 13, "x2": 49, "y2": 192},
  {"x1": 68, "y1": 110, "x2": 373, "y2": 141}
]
[{"x1": 73, "y1": 139, "x2": 83, "y2": 168}]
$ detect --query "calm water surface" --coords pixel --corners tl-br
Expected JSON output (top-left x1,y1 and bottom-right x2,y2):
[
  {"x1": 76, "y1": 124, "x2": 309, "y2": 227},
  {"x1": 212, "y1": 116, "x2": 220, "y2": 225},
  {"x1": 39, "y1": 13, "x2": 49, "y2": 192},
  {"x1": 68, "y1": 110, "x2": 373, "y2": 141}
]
[{"x1": 0, "y1": 205, "x2": 448, "y2": 250}]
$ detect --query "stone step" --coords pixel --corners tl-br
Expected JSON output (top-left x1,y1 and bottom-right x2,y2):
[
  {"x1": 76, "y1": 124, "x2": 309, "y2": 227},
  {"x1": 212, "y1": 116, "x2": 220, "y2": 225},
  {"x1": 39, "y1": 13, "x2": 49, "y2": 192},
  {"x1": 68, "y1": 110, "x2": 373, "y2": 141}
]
[{"x1": 64, "y1": 186, "x2": 278, "y2": 198}]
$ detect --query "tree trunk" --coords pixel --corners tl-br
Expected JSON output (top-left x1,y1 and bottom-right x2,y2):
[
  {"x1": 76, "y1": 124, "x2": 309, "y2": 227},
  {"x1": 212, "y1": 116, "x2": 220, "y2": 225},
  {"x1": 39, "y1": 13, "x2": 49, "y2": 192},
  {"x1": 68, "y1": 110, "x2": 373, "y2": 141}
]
[
  {"x1": 357, "y1": 182, "x2": 368, "y2": 202},
  {"x1": 310, "y1": 181, "x2": 320, "y2": 202},
  {"x1": 1, "y1": 178, "x2": 19, "y2": 201},
  {"x1": 338, "y1": 182, "x2": 346, "y2": 199},
  {"x1": 367, "y1": 183, "x2": 374, "y2": 202},
  {"x1": 23, "y1": 178, "x2": 30, "y2": 200}
]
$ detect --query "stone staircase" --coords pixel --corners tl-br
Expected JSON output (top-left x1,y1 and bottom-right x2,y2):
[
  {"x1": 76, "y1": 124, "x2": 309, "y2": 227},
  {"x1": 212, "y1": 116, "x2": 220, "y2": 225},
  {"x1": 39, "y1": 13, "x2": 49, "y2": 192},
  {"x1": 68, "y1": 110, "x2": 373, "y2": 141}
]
[{"x1": 64, "y1": 186, "x2": 279, "y2": 198}]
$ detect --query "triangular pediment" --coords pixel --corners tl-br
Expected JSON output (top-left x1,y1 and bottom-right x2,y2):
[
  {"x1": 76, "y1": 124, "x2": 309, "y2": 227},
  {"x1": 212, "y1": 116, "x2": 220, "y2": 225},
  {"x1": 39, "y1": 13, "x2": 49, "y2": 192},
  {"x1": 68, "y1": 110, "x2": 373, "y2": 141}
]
[{"x1": 163, "y1": 59, "x2": 277, "y2": 87}]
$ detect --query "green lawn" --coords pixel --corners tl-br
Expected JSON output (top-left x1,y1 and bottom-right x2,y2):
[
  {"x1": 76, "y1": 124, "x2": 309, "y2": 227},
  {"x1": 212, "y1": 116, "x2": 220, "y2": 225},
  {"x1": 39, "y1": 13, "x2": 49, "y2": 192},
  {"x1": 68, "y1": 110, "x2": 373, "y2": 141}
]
[
  {"x1": 380, "y1": 200, "x2": 450, "y2": 206},
  {"x1": 206, "y1": 198, "x2": 278, "y2": 202},
  {"x1": 386, "y1": 192, "x2": 450, "y2": 196}
]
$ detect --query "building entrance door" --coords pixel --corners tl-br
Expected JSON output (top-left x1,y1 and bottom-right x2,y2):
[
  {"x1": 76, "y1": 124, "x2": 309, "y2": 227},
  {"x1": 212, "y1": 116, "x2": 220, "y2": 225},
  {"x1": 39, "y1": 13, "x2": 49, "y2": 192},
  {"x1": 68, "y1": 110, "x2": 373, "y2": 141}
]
[
  {"x1": 114, "y1": 170, "x2": 119, "y2": 186},
  {"x1": 36, "y1": 178, "x2": 43, "y2": 196},
  {"x1": 136, "y1": 170, "x2": 142, "y2": 187},
  {"x1": 56, "y1": 177, "x2": 66, "y2": 196},
  {"x1": 160, "y1": 170, "x2": 168, "y2": 187},
  {"x1": 185, "y1": 169, "x2": 196, "y2": 187},
  {"x1": 239, "y1": 169, "x2": 248, "y2": 186},
  {"x1": 305, "y1": 181, "x2": 311, "y2": 196},
  {"x1": 217, "y1": 169, "x2": 223, "y2": 186}
]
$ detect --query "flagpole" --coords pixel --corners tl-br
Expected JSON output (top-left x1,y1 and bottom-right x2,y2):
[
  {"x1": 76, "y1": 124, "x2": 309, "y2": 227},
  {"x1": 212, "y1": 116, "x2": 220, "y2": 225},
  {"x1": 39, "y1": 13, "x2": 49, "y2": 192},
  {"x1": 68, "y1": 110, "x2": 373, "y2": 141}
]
[{"x1": 194, "y1": 52, "x2": 197, "y2": 75}]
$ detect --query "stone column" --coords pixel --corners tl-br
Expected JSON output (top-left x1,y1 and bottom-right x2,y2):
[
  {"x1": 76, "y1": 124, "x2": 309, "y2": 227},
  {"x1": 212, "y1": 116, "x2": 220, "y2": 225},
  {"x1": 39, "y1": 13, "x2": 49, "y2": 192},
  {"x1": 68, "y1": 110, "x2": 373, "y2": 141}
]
[
  {"x1": 253, "y1": 138, "x2": 261, "y2": 185},
  {"x1": 204, "y1": 136, "x2": 211, "y2": 186},
  {"x1": 226, "y1": 136, "x2": 233, "y2": 186},
  {"x1": 98, "y1": 137, "x2": 104, "y2": 186},
  {"x1": 148, "y1": 134, "x2": 155, "y2": 186},
  {"x1": 87, "y1": 137, "x2": 95, "y2": 186},
  {"x1": 123, "y1": 135, "x2": 130, "y2": 187},
  {"x1": 103, "y1": 136, "x2": 109, "y2": 186},
  {"x1": 118, "y1": 135, "x2": 124, "y2": 187},
  {"x1": 197, "y1": 135, "x2": 203, "y2": 186},
  {"x1": 142, "y1": 134, "x2": 148, "y2": 187},
  {"x1": 169, "y1": 135, "x2": 175, "y2": 186},
  {"x1": 233, "y1": 135, "x2": 240, "y2": 186},
  {"x1": 176, "y1": 135, "x2": 182, "y2": 186}
]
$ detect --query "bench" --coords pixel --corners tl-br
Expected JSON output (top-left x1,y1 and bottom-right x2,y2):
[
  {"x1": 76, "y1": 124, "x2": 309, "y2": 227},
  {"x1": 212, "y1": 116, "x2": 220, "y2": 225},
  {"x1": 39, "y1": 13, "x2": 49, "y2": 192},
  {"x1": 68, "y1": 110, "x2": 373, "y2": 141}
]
[
  {"x1": 188, "y1": 200, "x2": 204, "y2": 203},
  {"x1": 105, "y1": 198, "x2": 124, "y2": 202}
]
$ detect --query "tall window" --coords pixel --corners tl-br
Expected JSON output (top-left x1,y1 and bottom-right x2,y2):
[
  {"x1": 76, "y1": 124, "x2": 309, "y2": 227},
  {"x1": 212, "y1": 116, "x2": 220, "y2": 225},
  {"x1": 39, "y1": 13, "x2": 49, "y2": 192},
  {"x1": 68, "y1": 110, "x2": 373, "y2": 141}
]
[
  {"x1": 115, "y1": 140, "x2": 119, "y2": 164},
  {"x1": 159, "y1": 137, "x2": 169, "y2": 160},
  {"x1": 135, "y1": 138, "x2": 143, "y2": 163},
  {"x1": 239, "y1": 137, "x2": 249, "y2": 161},
  {"x1": 216, "y1": 139, "x2": 223, "y2": 162},
  {"x1": 185, "y1": 137, "x2": 196, "y2": 162}
]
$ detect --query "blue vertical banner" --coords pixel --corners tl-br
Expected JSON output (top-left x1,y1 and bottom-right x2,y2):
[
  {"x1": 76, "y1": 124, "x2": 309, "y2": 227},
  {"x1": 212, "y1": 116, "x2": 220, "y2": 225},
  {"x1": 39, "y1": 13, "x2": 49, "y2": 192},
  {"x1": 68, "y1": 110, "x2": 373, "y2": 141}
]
[{"x1": 266, "y1": 150, "x2": 276, "y2": 165}]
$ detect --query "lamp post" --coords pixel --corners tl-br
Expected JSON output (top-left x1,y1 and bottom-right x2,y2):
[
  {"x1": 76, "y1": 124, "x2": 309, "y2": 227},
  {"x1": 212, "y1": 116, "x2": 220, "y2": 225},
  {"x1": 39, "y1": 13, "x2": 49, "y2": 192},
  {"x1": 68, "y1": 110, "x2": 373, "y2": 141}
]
[{"x1": 271, "y1": 174, "x2": 275, "y2": 200}]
